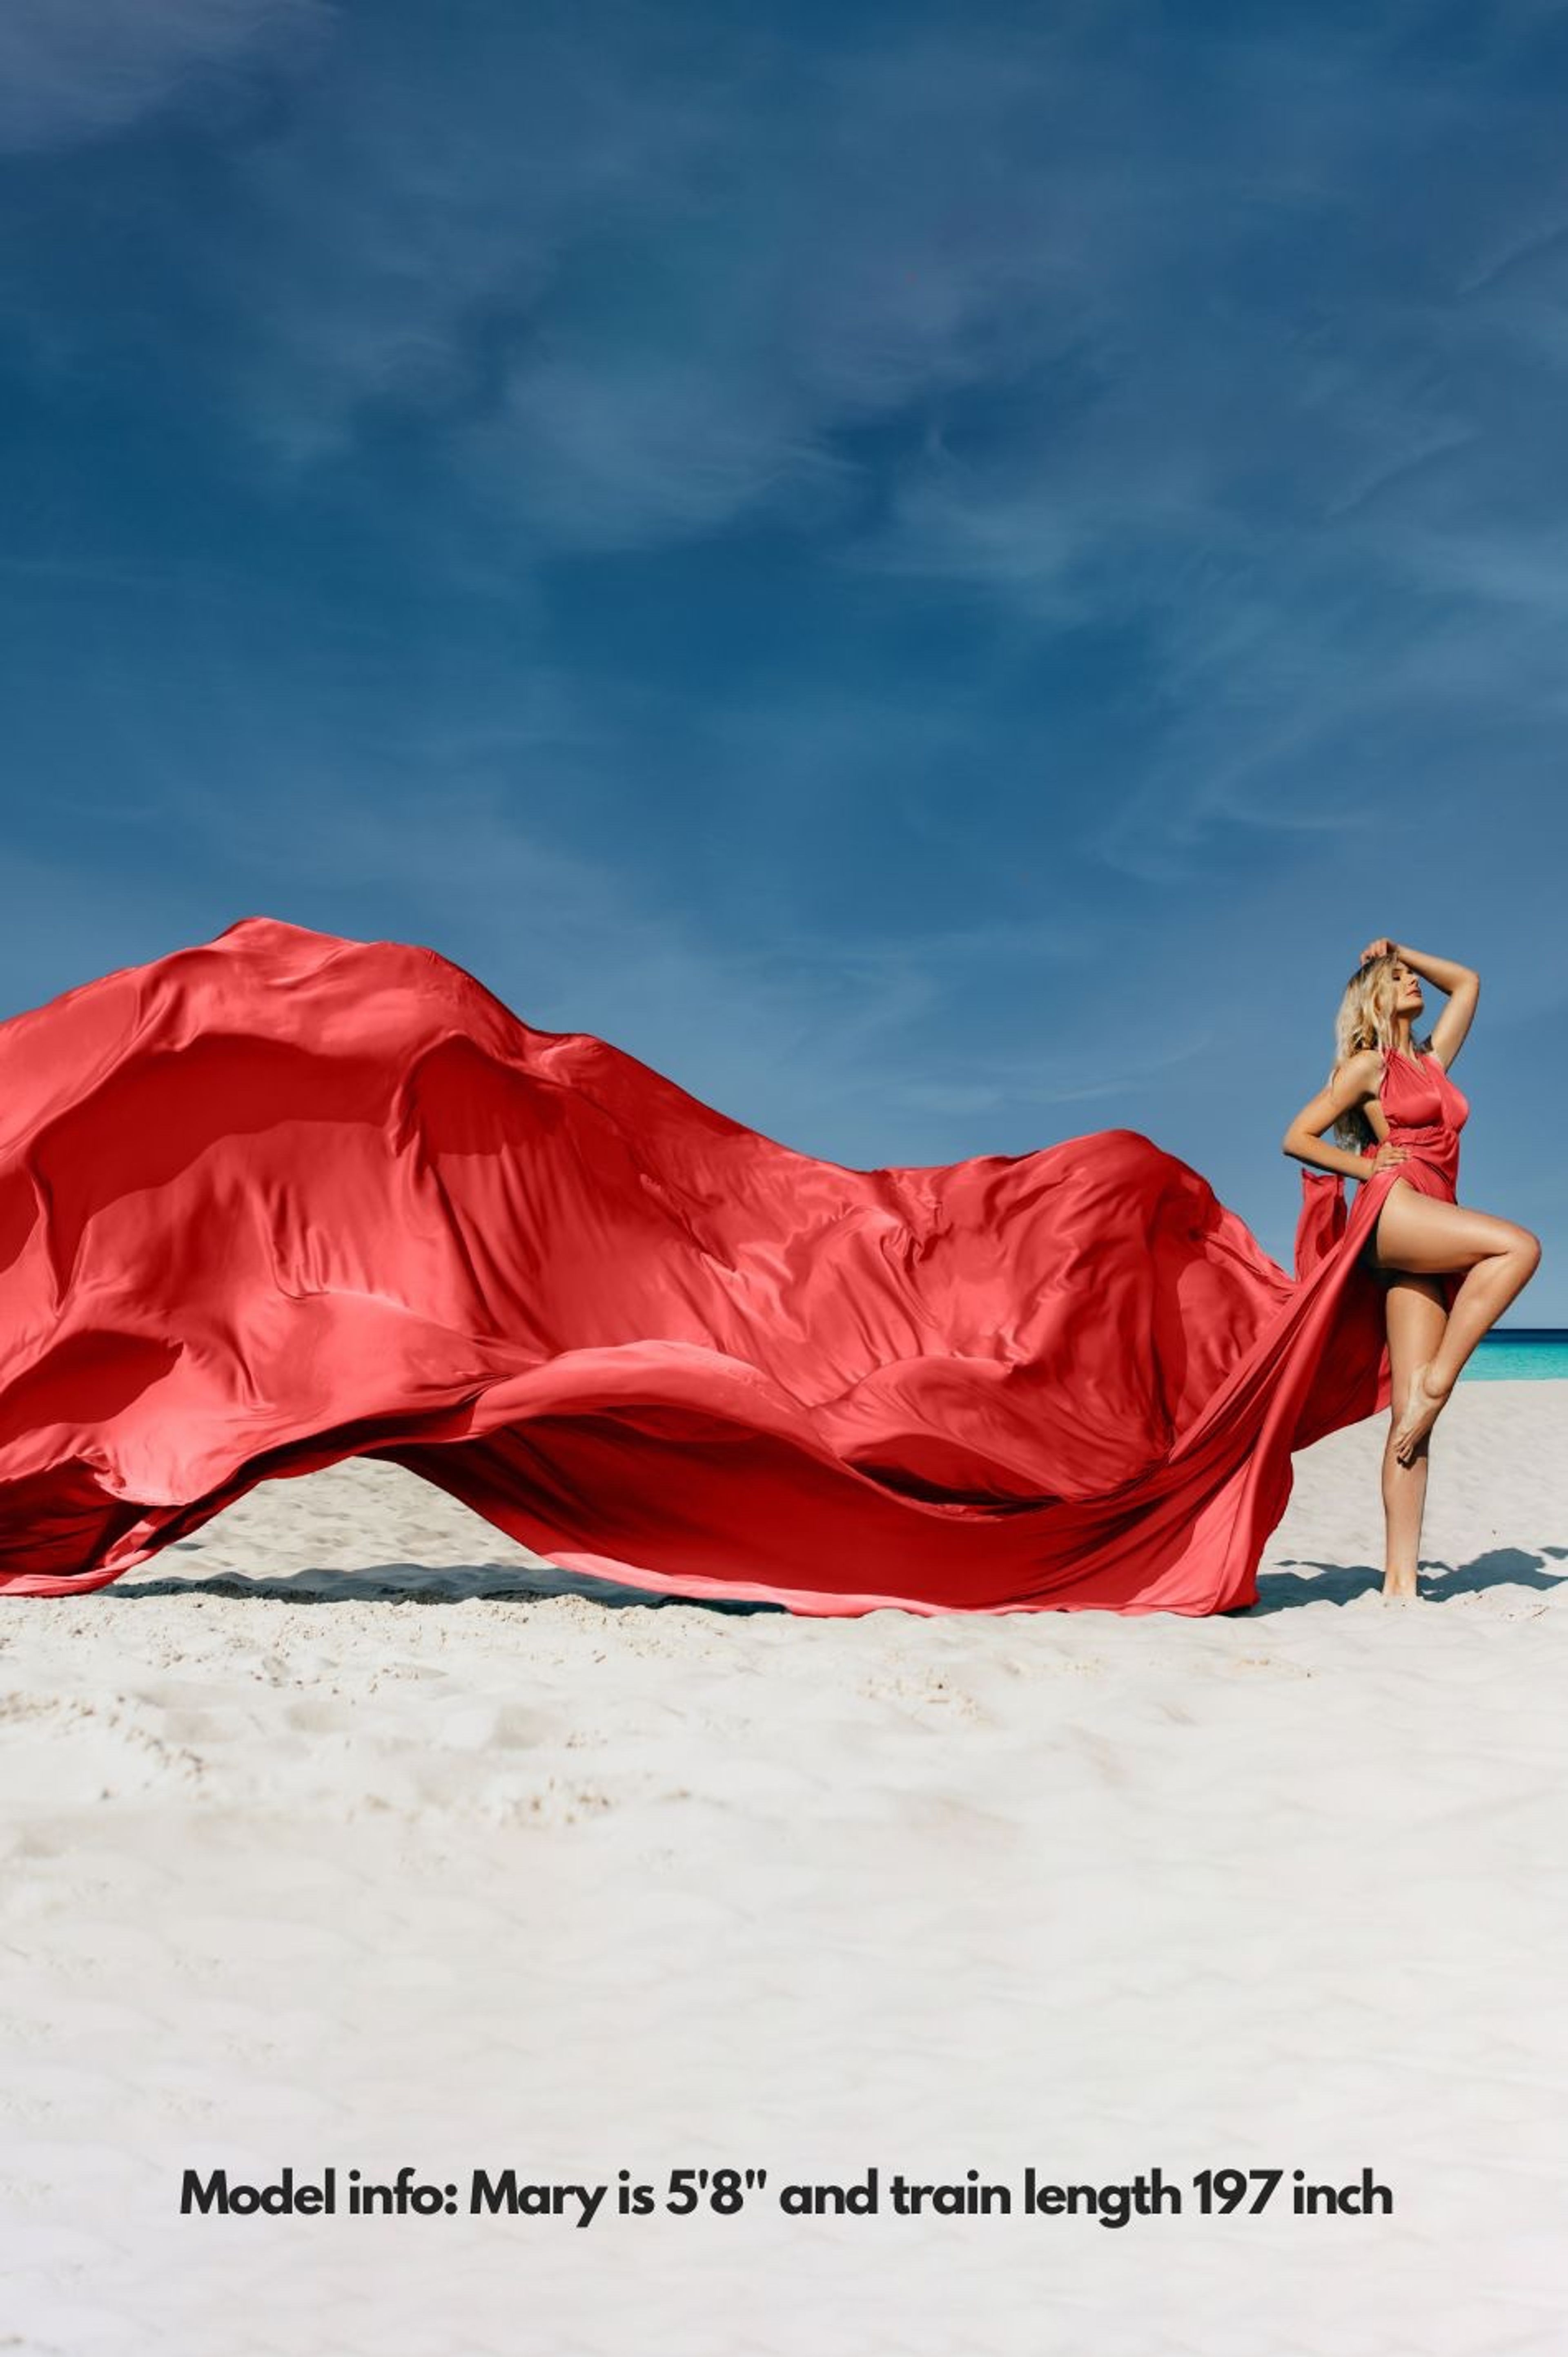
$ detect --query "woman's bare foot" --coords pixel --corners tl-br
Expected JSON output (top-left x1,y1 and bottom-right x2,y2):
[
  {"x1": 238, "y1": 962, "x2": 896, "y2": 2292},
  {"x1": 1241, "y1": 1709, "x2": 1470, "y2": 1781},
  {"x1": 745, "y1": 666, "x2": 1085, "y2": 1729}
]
[
  {"x1": 1381, "y1": 1567, "x2": 1420, "y2": 1603},
  {"x1": 1391, "y1": 1362, "x2": 1451, "y2": 1466}
]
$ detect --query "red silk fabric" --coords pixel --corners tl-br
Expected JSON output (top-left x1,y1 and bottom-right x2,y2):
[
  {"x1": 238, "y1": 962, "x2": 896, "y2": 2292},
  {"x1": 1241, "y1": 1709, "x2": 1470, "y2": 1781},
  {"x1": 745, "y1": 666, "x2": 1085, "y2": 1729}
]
[{"x1": 0, "y1": 922, "x2": 1469, "y2": 1615}]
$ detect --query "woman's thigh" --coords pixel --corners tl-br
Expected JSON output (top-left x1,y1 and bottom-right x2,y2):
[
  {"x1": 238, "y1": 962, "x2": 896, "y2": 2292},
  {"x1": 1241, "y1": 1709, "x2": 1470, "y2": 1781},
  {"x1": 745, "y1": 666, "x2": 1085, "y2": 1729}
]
[
  {"x1": 1383, "y1": 1272, "x2": 1448, "y2": 1417},
  {"x1": 1368, "y1": 1178, "x2": 1537, "y2": 1277}
]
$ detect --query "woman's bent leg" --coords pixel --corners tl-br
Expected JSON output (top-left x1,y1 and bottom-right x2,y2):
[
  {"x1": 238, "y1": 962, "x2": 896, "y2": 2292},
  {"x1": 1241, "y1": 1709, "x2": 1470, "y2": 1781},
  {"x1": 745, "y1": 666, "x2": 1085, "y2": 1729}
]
[
  {"x1": 1370, "y1": 1184, "x2": 1543, "y2": 1461},
  {"x1": 1380, "y1": 1274, "x2": 1447, "y2": 1602}
]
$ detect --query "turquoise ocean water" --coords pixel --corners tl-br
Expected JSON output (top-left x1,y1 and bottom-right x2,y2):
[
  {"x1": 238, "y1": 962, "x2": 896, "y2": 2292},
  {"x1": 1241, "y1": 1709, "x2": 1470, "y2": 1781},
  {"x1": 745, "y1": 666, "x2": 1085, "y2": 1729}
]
[{"x1": 1465, "y1": 1329, "x2": 1568, "y2": 1380}]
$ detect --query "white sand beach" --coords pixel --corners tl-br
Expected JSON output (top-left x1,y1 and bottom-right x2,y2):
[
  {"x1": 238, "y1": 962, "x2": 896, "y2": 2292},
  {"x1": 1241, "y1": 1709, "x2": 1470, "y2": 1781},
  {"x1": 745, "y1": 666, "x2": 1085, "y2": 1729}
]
[{"x1": 2, "y1": 1379, "x2": 1565, "y2": 2357}]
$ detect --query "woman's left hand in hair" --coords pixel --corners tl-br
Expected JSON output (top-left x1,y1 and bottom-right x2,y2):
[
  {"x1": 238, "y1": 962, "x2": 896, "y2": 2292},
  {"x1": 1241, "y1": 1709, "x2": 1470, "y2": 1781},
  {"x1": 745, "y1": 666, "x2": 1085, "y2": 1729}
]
[{"x1": 1359, "y1": 936, "x2": 1397, "y2": 966}]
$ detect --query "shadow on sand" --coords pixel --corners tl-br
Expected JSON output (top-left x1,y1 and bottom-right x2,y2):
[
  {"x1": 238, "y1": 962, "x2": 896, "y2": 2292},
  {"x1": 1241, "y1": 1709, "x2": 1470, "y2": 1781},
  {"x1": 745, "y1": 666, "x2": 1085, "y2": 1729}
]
[
  {"x1": 1251, "y1": 1544, "x2": 1568, "y2": 1612},
  {"x1": 114, "y1": 1544, "x2": 1568, "y2": 1615}
]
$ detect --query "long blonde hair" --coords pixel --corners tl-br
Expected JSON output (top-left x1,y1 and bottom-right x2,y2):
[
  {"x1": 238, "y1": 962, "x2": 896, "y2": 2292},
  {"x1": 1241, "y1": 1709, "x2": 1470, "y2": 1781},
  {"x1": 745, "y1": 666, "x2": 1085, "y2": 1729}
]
[{"x1": 1327, "y1": 951, "x2": 1435, "y2": 1151}]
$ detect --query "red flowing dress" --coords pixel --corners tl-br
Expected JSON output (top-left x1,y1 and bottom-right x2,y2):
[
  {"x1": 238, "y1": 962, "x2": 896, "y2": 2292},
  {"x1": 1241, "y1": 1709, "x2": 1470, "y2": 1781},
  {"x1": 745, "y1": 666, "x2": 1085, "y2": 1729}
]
[{"x1": 0, "y1": 921, "x2": 1470, "y2": 1615}]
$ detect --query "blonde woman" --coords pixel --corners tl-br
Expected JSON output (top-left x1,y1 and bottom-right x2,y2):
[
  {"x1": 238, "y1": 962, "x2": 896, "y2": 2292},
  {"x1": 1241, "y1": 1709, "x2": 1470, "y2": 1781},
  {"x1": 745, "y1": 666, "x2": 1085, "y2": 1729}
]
[{"x1": 1282, "y1": 940, "x2": 1541, "y2": 1602}]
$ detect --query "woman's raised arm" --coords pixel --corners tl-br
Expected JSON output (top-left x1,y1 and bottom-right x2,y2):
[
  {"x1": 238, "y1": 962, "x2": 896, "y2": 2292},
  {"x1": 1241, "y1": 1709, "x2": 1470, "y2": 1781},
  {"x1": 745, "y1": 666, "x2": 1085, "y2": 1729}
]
[
  {"x1": 1400, "y1": 943, "x2": 1479, "y2": 1070},
  {"x1": 1359, "y1": 937, "x2": 1480, "y2": 1070}
]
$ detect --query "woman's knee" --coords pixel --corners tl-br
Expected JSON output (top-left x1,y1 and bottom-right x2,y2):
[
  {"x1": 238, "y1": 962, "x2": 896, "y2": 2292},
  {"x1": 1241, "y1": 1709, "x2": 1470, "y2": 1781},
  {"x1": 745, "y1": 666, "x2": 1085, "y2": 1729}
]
[{"x1": 1477, "y1": 1218, "x2": 1541, "y2": 1268}]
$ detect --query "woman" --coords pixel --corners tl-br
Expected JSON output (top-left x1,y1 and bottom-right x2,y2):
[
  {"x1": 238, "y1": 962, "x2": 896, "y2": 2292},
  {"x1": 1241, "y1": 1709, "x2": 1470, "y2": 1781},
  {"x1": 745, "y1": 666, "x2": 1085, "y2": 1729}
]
[
  {"x1": 0, "y1": 918, "x2": 1539, "y2": 1614},
  {"x1": 1282, "y1": 939, "x2": 1540, "y2": 1602}
]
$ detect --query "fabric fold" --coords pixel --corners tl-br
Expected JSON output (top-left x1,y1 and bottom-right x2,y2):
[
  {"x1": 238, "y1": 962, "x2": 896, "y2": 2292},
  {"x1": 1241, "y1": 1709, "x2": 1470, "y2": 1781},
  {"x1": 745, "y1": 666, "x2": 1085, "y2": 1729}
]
[{"x1": 0, "y1": 920, "x2": 1467, "y2": 1615}]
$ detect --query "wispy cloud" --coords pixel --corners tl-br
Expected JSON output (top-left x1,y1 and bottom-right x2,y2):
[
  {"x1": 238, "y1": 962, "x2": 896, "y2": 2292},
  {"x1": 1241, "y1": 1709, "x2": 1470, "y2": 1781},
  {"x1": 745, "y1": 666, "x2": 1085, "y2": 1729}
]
[{"x1": 0, "y1": 0, "x2": 333, "y2": 156}]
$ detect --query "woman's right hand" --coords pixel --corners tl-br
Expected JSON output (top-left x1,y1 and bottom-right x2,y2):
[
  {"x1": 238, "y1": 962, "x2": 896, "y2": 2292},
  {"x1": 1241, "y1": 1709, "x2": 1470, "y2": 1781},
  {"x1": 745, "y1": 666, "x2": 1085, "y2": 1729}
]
[{"x1": 1370, "y1": 1143, "x2": 1410, "y2": 1174}]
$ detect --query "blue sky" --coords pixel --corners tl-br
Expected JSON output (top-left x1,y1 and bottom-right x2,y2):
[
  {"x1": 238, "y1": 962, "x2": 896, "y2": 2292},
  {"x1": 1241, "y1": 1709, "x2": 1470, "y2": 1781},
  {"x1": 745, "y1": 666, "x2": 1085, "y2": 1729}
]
[{"x1": 1, "y1": 1, "x2": 1564, "y2": 1311}]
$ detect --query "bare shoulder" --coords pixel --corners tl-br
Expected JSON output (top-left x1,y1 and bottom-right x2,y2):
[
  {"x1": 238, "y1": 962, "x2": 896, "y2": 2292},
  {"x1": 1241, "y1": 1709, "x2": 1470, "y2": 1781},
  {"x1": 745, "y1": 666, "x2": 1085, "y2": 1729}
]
[{"x1": 1334, "y1": 1046, "x2": 1383, "y2": 1103}]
